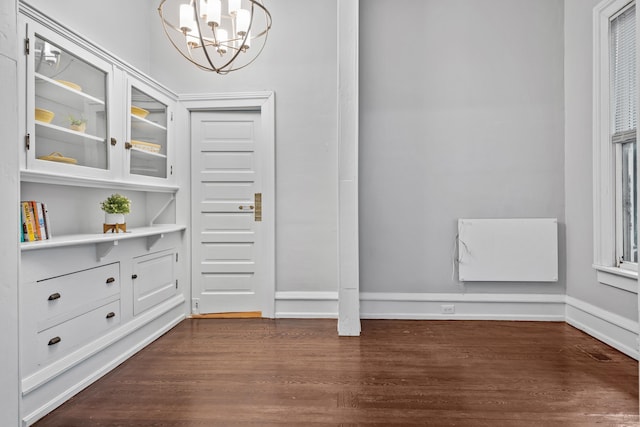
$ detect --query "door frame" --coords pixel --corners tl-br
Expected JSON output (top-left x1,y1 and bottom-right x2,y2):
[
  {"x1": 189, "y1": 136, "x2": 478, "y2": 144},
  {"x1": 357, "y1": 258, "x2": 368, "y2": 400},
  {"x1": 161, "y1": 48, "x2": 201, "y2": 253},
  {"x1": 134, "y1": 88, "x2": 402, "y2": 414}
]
[{"x1": 180, "y1": 92, "x2": 275, "y2": 318}]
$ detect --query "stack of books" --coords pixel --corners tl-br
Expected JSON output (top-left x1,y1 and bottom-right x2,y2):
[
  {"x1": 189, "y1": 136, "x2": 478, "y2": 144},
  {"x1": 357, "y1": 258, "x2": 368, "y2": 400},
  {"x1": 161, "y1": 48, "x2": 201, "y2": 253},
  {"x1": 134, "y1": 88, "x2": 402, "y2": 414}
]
[{"x1": 21, "y1": 201, "x2": 51, "y2": 242}]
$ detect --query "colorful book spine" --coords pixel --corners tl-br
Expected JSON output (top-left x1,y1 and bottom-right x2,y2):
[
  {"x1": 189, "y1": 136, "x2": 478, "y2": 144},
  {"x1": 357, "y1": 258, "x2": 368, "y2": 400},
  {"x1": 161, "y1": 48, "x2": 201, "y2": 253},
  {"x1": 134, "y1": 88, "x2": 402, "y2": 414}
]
[
  {"x1": 21, "y1": 201, "x2": 36, "y2": 242},
  {"x1": 20, "y1": 201, "x2": 52, "y2": 242},
  {"x1": 20, "y1": 207, "x2": 24, "y2": 242},
  {"x1": 40, "y1": 202, "x2": 51, "y2": 239},
  {"x1": 31, "y1": 201, "x2": 43, "y2": 241},
  {"x1": 33, "y1": 202, "x2": 48, "y2": 240}
]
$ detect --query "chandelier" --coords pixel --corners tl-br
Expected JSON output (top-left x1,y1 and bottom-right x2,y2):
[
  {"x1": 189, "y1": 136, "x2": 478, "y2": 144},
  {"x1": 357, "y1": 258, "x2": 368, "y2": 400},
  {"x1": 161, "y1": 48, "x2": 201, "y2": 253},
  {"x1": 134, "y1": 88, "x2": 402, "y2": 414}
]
[{"x1": 158, "y1": 0, "x2": 272, "y2": 74}]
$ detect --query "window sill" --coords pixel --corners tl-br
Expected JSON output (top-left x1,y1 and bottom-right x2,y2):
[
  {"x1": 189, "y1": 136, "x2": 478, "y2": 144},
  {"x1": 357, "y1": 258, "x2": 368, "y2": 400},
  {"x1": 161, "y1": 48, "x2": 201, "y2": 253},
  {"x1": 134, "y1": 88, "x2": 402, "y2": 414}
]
[{"x1": 593, "y1": 265, "x2": 638, "y2": 294}]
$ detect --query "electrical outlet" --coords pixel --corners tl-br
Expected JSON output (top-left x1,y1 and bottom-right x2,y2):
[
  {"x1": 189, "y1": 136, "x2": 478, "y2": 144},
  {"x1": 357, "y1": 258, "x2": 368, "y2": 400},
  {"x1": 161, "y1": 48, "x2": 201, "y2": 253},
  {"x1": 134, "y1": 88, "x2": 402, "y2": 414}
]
[{"x1": 441, "y1": 304, "x2": 455, "y2": 314}]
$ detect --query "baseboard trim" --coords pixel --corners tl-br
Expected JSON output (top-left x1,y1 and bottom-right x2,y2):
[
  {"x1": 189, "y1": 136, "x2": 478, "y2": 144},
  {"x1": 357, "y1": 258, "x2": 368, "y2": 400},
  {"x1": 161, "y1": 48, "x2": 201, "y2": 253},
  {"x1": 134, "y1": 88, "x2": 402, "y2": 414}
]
[
  {"x1": 272, "y1": 291, "x2": 638, "y2": 359},
  {"x1": 360, "y1": 292, "x2": 566, "y2": 321},
  {"x1": 273, "y1": 291, "x2": 568, "y2": 321},
  {"x1": 565, "y1": 296, "x2": 639, "y2": 359},
  {"x1": 275, "y1": 291, "x2": 338, "y2": 318},
  {"x1": 190, "y1": 311, "x2": 262, "y2": 319}
]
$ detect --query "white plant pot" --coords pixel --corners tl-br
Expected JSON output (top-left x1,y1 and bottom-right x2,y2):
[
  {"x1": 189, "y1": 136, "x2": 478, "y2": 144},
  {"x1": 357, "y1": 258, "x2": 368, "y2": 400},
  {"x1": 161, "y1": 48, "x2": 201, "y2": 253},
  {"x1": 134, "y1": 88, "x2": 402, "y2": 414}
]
[{"x1": 105, "y1": 213, "x2": 125, "y2": 225}]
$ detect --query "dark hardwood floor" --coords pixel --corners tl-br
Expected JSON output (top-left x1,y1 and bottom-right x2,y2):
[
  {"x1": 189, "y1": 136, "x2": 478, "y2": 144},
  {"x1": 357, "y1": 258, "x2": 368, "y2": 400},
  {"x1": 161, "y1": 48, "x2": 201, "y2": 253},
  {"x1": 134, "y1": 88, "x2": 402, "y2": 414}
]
[{"x1": 34, "y1": 319, "x2": 639, "y2": 426}]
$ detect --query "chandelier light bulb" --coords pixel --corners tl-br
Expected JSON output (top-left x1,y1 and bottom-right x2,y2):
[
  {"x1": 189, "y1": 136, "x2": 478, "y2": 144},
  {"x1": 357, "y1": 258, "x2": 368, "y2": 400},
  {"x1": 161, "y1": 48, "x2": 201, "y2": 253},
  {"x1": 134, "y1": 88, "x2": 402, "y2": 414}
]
[
  {"x1": 199, "y1": 0, "x2": 208, "y2": 19},
  {"x1": 43, "y1": 42, "x2": 59, "y2": 65},
  {"x1": 216, "y1": 28, "x2": 228, "y2": 54},
  {"x1": 179, "y1": 3, "x2": 194, "y2": 33},
  {"x1": 236, "y1": 9, "x2": 250, "y2": 36},
  {"x1": 228, "y1": 0, "x2": 241, "y2": 15},
  {"x1": 206, "y1": 0, "x2": 221, "y2": 27}
]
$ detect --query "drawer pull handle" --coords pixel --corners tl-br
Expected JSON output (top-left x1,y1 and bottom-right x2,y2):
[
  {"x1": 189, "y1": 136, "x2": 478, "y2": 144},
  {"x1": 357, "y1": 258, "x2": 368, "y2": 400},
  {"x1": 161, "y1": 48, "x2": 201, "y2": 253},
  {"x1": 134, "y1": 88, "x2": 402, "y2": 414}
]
[
  {"x1": 106, "y1": 277, "x2": 116, "y2": 284},
  {"x1": 48, "y1": 292, "x2": 61, "y2": 301},
  {"x1": 48, "y1": 336, "x2": 61, "y2": 346},
  {"x1": 132, "y1": 274, "x2": 138, "y2": 279},
  {"x1": 106, "y1": 312, "x2": 116, "y2": 319}
]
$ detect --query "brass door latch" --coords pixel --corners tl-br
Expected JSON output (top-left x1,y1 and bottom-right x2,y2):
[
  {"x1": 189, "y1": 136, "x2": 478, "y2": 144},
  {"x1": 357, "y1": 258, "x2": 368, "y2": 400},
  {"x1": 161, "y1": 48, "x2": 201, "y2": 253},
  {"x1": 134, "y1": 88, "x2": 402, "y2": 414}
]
[
  {"x1": 254, "y1": 193, "x2": 262, "y2": 222},
  {"x1": 238, "y1": 193, "x2": 262, "y2": 221}
]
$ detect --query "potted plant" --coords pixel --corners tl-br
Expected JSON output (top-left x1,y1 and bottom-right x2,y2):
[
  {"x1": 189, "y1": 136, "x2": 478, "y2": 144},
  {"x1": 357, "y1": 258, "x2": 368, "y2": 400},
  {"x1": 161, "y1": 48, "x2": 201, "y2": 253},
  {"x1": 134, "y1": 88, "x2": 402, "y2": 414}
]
[
  {"x1": 101, "y1": 193, "x2": 131, "y2": 225},
  {"x1": 67, "y1": 114, "x2": 87, "y2": 133}
]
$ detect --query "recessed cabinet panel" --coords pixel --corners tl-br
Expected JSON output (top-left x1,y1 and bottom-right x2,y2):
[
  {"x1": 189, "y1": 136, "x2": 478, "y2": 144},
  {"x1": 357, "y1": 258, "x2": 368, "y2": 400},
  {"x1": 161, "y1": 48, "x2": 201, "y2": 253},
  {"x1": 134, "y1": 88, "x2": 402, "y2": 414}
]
[
  {"x1": 30, "y1": 33, "x2": 110, "y2": 172},
  {"x1": 133, "y1": 251, "x2": 176, "y2": 316}
]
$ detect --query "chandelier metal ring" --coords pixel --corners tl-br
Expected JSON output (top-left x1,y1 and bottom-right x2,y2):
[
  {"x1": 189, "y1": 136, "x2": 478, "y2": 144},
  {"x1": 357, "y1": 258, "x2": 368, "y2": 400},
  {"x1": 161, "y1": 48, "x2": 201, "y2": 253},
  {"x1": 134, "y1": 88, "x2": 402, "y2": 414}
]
[{"x1": 158, "y1": 0, "x2": 272, "y2": 74}]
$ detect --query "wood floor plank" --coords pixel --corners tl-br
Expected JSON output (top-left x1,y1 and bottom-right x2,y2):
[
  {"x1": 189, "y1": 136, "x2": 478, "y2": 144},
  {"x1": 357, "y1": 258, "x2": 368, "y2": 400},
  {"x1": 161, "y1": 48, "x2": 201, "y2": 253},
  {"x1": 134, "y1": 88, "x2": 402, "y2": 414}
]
[{"x1": 34, "y1": 319, "x2": 639, "y2": 426}]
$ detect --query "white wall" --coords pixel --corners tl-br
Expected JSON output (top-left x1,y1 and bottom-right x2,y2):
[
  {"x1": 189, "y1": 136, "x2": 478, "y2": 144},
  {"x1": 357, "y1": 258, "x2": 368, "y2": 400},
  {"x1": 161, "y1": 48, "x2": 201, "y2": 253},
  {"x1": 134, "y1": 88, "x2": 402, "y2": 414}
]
[
  {"x1": 15, "y1": 0, "x2": 638, "y2": 323},
  {"x1": 0, "y1": 0, "x2": 20, "y2": 424},
  {"x1": 359, "y1": 0, "x2": 566, "y2": 295},
  {"x1": 149, "y1": 0, "x2": 340, "y2": 294},
  {"x1": 22, "y1": 0, "x2": 152, "y2": 74},
  {"x1": 565, "y1": 0, "x2": 638, "y2": 321}
]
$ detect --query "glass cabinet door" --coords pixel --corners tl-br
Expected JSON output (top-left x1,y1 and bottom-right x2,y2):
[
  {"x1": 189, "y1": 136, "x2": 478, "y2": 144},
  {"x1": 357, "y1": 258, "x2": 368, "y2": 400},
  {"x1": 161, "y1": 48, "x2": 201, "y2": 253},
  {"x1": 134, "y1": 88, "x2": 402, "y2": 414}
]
[
  {"x1": 127, "y1": 84, "x2": 169, "y2": 180},
  {"x1": 28, "y1": 30, "x2": 111, "y2": 174}
]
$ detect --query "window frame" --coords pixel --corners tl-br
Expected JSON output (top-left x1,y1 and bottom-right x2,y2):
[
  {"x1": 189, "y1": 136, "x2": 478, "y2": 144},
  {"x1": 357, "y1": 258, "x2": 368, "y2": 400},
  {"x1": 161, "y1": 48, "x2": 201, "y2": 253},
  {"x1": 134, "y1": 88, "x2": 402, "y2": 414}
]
[{"x1": 593, "y1": 0, "x2": 639, "y2": 293}]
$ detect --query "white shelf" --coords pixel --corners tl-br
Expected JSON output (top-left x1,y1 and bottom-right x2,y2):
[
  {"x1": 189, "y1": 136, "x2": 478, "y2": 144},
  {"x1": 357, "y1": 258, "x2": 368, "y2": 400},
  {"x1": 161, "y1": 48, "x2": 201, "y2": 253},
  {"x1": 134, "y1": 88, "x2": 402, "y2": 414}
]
[
  {"x1": 21, "y1": 224, "x2": 186, "y2": 260},
  {"x1": 21, "y1": 169, "x2": 179, "y2": 193},
  {"x1": 131, "y1": 114, "x2": 167, "y2": 131},
  {"x1": 35, "y1": 73, "x2": 105, "y2": 107},
  {"x1": 130, "y1": 147, "x2": 167, "y2": 159},
  {"x1": 35, "y1": 121, "x2": 104, "y2": 143}
]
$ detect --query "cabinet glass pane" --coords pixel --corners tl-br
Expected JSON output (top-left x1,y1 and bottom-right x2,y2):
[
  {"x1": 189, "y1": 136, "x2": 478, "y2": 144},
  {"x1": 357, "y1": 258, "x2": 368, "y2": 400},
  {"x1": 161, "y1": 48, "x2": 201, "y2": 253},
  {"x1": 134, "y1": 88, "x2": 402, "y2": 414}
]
[
  {"x1": 33, "y1": 35, "x2": 108, "y2": 169},
  {"x1": 129, "y1": 87, "x2": 168, "y2": 179}
]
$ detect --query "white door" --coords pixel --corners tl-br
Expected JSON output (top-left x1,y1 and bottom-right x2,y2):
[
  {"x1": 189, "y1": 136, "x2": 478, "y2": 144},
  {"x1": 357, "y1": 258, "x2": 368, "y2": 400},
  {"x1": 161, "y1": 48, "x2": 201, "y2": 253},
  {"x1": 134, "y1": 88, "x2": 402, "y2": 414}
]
[{"x1": 191, "y1": 110, "x2": 273, "y2": 316}]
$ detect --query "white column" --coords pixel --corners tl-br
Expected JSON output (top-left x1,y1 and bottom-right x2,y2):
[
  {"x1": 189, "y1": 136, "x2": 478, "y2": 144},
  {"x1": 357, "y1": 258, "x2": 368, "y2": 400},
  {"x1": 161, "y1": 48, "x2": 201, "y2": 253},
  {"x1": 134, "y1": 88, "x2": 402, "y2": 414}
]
[
  {"x1": 337, "y1": 0, "x2": 361, "y2": 336},
  {"x1": 0, "y1": 0, "x2": 21, "y2": 425}
]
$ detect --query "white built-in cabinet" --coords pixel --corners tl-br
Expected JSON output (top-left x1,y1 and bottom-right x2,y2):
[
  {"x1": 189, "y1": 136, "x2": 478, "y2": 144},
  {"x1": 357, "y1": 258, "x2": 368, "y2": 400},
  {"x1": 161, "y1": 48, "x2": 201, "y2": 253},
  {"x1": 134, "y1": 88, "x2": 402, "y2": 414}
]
[
  {"x1": 21, "y1": 17, "x2": 176, "y2": 188},
  {"x1": 17, "y1": 4, "x2": 187, "y2": 426}
]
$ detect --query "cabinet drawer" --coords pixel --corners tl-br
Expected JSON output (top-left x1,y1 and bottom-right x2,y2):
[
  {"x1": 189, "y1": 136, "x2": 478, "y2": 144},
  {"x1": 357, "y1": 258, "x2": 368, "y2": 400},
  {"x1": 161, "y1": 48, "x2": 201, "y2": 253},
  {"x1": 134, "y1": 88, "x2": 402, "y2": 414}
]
[
  {"x1": 31, "y1": 263, "x2": 120, "y2": 331},
  {"x1": 37, "y1": 300, "x2": 120, "y2": 367}
]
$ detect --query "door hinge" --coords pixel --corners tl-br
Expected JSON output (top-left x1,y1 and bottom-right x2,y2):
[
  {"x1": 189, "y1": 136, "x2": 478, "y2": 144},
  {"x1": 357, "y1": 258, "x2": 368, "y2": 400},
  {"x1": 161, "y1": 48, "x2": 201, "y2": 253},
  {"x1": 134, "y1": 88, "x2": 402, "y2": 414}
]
[
  {"x1": 25, "y1": 133, "x2": 30, "y2": 150},
  {"x1": 170, "y1": 165, "x2": 173, "y2": 175},
  {"x1": 175, "y1": 279, "x2": 178, "y2": 289},
  {"x1": 24, "y1": 37, "x2": 30, "y2": 55},
  {"x1": 170, "y1": 111, "x2": 174, "y2": 121},
  {"x1": 176, "y1": 253, "x2": 179, "y2": 262}
]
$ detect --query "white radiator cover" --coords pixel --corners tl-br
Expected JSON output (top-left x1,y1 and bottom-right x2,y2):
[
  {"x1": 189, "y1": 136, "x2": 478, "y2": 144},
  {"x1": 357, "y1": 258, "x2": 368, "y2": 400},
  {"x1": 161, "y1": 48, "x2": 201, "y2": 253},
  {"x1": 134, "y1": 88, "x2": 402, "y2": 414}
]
[{"x1": 457, "y1": 218, "x2": 558, "y2": 282}]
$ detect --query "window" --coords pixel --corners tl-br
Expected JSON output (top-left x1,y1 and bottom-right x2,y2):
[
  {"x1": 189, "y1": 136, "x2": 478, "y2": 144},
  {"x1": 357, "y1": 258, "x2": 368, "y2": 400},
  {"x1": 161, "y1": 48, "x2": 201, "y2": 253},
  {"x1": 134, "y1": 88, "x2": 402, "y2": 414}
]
[
  {"x1": 611, "y1": 4, "x2": 637, "y2": 269},
  {"x1": 593, "y1": 0, "x2": 638, "y2": 292}
]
